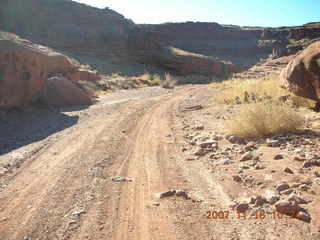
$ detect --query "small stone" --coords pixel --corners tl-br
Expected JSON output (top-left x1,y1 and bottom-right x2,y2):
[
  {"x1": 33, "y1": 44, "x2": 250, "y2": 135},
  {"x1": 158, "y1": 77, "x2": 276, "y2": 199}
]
[
  {"x1": 233, "y1": 175, "x2": 242, "y2": 182},
  {"x1": 153, "y1": 202, "x2": 160, "y2": 206},
  {"x1": 240, "y1": 152, "x2": 253, "y2": 161},
  {"x1": 275, "y1": 200, "x2": 301, "y2": 215},
  {"x1": 255, "y1": 164, "x2": 265, "y2": 170},
  {"x1": 264, "y1": 190, "x2": 280, "y2": 205},
  {"x1": 154, "y1": 190, "x2": 176, "y2": 199},
  {"x1": 254, "y1": 196, "x2": 267, "y2": 206},
  {"x1": 284, "y1": 167, "x2": 294, "y2": 174},
  {"x1": 287, "y1": 194, "x2": 308, "y2": 204},
  {"x1": 216, "y1": 159, "x2": 233, "y2": 165},
  {"x1": 244, "y1": 142, "x2": 256, "y2": 151},
  {"x1": 192, "y1": 147, "x2": 209, "y2": 156},
  {"x1": 226, "y1": 135, "x2": 245, "y2": 144},
  {"x1": 281, "y1": 189, "x2": 294, "y2": 195},
  {"x1": 236, "y1": 203, "x2": 249, "y2": 213},
  {"x1": 71, "y1": 209, "x2": 86, "y2": 216},
  {"x1": 314, "y1": 171, "x2": 320, "y2": 177},
  {"x1": 267, "y1": 139, "x2": 281, "y2": 147},
  {"x1": 111, "y1": 176, "x2": 132, "y2": 182},
  {"x1": 293, "y1": 148, "x2": 302, "y2": 153},
  {"x1": 175, "y1": 190, "x2": 189, "y2": 199},
  {"x1": 274, "y1": 153, "x2": 285, "y2": 160},
  {"x1": 302, "y1": 160, "x2": 320, "y2": 168},
  {"x1": 295, "y1": 211, "x2": 311, "y2": 222},
  {"x1": 294, "y1": 155, "x2": 306, "y2": 162},
  {"x1": 186, "y1": 156, "x2": 196, "y2": 161},
  {"x1": 199, "y1": 140, "x2": 216, "y2": 149},
  {"x1": 275, "y1": 183, "x2": 290, "y2": 192}
]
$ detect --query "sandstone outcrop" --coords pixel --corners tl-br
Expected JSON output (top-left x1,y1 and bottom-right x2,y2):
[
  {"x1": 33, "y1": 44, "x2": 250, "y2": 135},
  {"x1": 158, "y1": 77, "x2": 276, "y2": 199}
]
[
  {"x1": 2, "y1": 0, "x2": 319, "y2": 78},
  {"x1": 0, "y1": 0, "x2": 235, "y2": 77},
  {"x1": 0, "y1": 32, "x2": 98, "y2": 109},
  {"x1": 280, "y1": 41, "x2": 320, "y2": 102},
  {"x1": 141, "y1": 22, "x2": 320, "y2": 69},
  {"x1": 38, "y1": 76, "x2": 92, "y2": 107}
]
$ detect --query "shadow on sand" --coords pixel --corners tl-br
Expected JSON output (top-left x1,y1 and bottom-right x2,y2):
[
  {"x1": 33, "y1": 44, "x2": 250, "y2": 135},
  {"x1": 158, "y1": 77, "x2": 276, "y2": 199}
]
[{"x1": 0, "y1": 109, "x2": 79, "y2": 155}]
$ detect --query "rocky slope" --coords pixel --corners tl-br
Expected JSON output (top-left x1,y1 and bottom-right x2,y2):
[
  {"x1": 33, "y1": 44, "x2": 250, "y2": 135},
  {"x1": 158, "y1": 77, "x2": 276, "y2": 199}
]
[
  {"x1": 140, "y1": 22, "x2": 320, "y2": 69},
  {"x1": 0, "y1": 0, "x2": 234, "y2": 77}
]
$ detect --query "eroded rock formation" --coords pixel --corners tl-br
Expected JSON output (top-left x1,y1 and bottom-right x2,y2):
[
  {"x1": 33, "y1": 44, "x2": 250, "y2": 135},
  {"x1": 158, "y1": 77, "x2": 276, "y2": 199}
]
[
  {"x1": 0, "y1": 32, "x2": 98, "y2": 109},
  {"x1": 280, "y1": 41, "x2": 320, "y2": 102},
  {"x1": 140, "y1": 22, "x2": 320, "y2": 68},
  {"x1": 0, "y1": 0, "x2": 235, "y2": 77}
]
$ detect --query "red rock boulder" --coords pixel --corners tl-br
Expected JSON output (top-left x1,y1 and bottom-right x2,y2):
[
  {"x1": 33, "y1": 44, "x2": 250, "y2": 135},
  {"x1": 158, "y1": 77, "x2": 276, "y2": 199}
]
[
  {"x1": 38, "y1": 76, "x2": 92, "y2": 107},
  {"x1": 280, "y1": 41, "x2": 320, "y2": 101},
  {"x1": 0, "y1": 32, "x2": 99, "y2": 109}
]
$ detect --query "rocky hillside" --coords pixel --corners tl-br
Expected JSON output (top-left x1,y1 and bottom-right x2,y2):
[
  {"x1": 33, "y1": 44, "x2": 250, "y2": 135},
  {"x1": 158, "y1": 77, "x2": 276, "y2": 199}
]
[
  {"x1": 0, "y1": 0, "x2": 234, "y2": 77},
  {"x1": 140, "y1": 22, "x2": 320, "y2": 69}
]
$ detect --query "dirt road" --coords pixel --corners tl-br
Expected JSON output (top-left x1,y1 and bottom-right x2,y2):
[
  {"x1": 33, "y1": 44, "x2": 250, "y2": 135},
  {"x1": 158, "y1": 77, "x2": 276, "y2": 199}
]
[{"x1": 0, "y1": 86, "x2": 318, "y2": 240}]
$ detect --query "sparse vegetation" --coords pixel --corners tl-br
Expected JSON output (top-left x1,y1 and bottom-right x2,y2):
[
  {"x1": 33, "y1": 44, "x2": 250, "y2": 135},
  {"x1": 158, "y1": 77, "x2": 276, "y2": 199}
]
[
  {"x1": 75, "y1": 72, "x2": 164, "y2": 96},
  {"x1": 211, "y1": 74, "x2": 312, "y2": 138},
  {"x1": 226, "y1": 101, "x2": 305, "y2": 138},
  {"x1": 212, "y1": 74, "x2": 315, "y2": 108},
  {"x1": 160, "y1": 73, "x2": 176, "y2": 89}
]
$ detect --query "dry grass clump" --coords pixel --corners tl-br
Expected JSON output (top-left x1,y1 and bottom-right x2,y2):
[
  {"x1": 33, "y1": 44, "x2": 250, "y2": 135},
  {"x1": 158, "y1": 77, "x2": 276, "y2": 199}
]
[
  {"x1": 212, "y1": 74, "x2": 315, "y2": 108},
  {"x1": 160, "y1": 73, "x2": 176, "y2": 89},
  {"x1": 226, "y1": 101, "x2": 305, "y2": 138},
  {"x1": 138, "y1": 72, "x2": 161, "y2": 86}
]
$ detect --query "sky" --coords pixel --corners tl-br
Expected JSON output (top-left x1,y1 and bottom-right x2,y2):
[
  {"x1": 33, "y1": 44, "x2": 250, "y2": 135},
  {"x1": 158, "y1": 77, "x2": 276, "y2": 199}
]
[{"x1": 74, "y1": 0, "x2": 319, "y2": 27}]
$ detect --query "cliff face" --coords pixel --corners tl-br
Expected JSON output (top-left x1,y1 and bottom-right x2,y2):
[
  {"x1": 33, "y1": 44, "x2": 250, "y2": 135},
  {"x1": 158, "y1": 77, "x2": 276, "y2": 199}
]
[
  {"x1": 0, "y1": 0, "x2": 158, "y2": 57},
  {"x1": 0, "y1": 0, "x2": 235, "y2": 77},
  {"x1": 2, "y1": 0, "x2": 319, "y2": 75},
  {"x1": 140, "y1": 22, "x2": 320, "y2": 68}
]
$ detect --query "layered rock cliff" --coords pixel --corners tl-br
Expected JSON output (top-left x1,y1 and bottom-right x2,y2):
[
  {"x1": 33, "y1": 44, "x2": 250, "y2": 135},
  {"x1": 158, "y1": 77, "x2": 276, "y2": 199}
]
[
  {"x1": 140, "y1": 22, "x2": 320, "y2": 68},
  {"x1": 0, "y1": 0, "x2": 234, "y2": 77}
]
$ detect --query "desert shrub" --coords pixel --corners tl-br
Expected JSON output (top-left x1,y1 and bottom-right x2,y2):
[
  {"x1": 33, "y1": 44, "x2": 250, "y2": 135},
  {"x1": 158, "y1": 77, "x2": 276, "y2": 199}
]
[
  {"x1": 213, "y1": 74, "x2": 315, "y2": 108},
  {"x1": 151, "y1": 74, "x2": 161, "y2": 85},
  {"x1": 226, "y1": 101, "x2": 305, "y2": 138},
  {"x1": 140, "y1": 72, "x2": 152, "y2": 81},
  {"x1": 160, "y1": 73, "x2": 176, "y2": 89}
]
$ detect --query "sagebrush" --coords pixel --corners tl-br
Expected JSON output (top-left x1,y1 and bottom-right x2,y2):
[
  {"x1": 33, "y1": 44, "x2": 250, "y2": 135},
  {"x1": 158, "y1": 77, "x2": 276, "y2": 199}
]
[
  {"x1": 160, "y1": 73, "x2": 176, "y2": 89},
  {"x1": 226, "y1": 101, "x2": 305, "y2": 138}
]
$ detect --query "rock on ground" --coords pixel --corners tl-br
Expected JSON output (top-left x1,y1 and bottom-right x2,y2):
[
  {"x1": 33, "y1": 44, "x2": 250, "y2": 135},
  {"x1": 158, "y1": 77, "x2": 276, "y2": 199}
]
[
  {"x1": 280, "y1": 40, "x2": 320, "y2": 102},
  {"x1": 38, "y1": 76, "x2": 92, "y2": 107},
  {"x1": 0, "y1": 32, "x2": 99, "y2": 109}
]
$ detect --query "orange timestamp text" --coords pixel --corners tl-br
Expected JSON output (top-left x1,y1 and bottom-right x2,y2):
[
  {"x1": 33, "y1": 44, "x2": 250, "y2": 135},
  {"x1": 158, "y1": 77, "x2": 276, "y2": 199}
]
[{"x1": 206, "y1": 210, "x2": 291, "y2": 220}]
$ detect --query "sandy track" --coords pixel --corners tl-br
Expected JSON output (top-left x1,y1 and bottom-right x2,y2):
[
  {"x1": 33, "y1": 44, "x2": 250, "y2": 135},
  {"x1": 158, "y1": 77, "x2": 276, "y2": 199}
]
[
  {"x1": 0, "y1": 85, "x2": 316, "y2": 240},
  {"x1": 0, "y1": 86, "x2": 196, "y2": 240}
]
